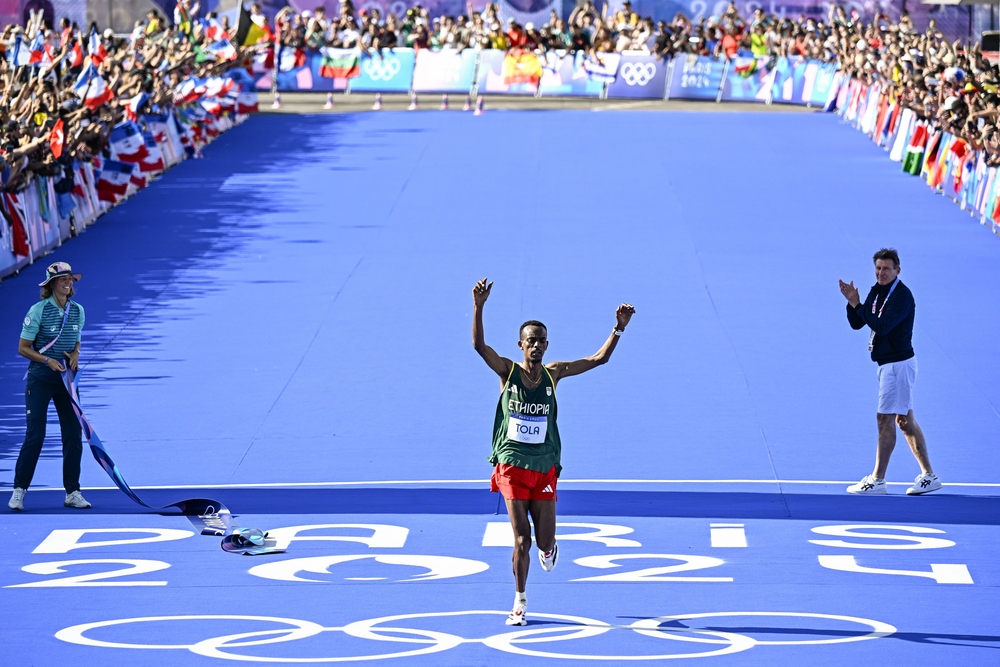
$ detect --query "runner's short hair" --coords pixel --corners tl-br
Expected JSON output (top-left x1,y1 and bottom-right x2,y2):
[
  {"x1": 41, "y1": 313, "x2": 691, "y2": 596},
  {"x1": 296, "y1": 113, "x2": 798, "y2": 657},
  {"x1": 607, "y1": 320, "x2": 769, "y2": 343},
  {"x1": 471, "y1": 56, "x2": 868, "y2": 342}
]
[
  {"x1": 873, "y1": 248, "x2": 900, "y2": 269},
  {"x1": 519, "y1": 320, "x2": 547, "y2": 339}
]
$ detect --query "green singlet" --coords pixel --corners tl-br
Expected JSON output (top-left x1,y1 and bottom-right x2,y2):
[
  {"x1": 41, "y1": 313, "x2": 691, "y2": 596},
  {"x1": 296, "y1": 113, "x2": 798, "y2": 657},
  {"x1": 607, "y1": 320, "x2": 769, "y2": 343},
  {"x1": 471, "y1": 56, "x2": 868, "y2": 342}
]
[{"x1": 490, "y1": 364, "x2": 562, "y2": 475}]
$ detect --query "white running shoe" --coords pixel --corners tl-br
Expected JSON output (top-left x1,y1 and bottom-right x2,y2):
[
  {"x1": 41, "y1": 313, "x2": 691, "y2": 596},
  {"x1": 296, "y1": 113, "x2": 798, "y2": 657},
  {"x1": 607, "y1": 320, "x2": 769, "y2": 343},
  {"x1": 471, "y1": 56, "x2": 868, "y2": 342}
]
[
  {"x1": 64, "y1": 490, "x2": 92, "y2": 509},
  {"x1": 506, "y1": 602, "x2": 527, "y2": 626},
  {"x1": 907, "y1": 473, "x2": 942, "y2": 496},
  {"x1": 539, "y1": 542, "x2": 558, "y2": 572},
  {"x1": 8, "y1": 488, "x2": 25, "y2": 511},
  {"x1": 846, "y1": 475, "x2": 887, "y2": 495}
]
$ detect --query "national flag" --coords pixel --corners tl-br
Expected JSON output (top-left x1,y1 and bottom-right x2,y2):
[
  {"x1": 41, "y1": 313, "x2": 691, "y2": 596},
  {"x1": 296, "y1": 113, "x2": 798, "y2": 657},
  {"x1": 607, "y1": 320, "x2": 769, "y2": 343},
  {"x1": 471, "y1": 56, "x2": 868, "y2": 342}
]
[
  {"x1": 49, "y1": 119, "x2": 65, "y2": 159},
  {"x1": 69, "y1": 41, "x2": 84, "y2": 68},
  {"x1": 582, "y1": 52, "x2": 621, "y2": 83},
  {"x1": 174, "y1": 77, "x2": 207, "y2": 105},
  {"x1": 235, "y1": 91, "x2": 258, "y2": 114},
  {"x1": 130, "y1": 171, "x2": 147, "y2": 189},
  {"x1": 205, "y1": 40, "x2": 238, "y2": 62},
  {"x1": 87, "y1": 28, "x2": 107, "y2": 65},
  {"x1": 203, "y1": 17, "x2": 225, "y2": 41},
  {"x1": 124, "y1": 92, "x2": 150, "y2": 122},
  {"x1": 96, "y1": 160, "x2": 134, "y2": 201},
  {"x1": 73, "y1": 65, "x2": 115, "y2": 110},
  {"x1": 142, "y1": 113, "x2": 170, "y2": 144},
  {"x1": 319, "y1": 47, "x2": 360, "y2": 78},
  {"x1": 110, "y1": 121, "x2": 150, "y2": 162},
  {"x1": 902, "y1": 121, "x2": 927, "y2": 175},
  {"x1": 733, "y1": 56, "x2": 758, "y2": 78},
  {"x1": 175, "y1": 1, "x2": 192, "y2": 35},
  {"x1": 236, "y1": 4, "x2": 268, "y2": 46},
  {"x1": 3, "y1": 193, "x2": 30, "y2": 257},
  {"x1": 27, "y1": 31, "x2": 45, "y2": 64},
  {"x1": 8, "y1": 34, "x2": 31, "y2": 66},
  {"x1": 201, "y1": 98, "x2": 222, "y2": 116},
  {"x1": 502, "y1": 49, "x2": 543, "y2": 85},
  {"x1": 203, "y1": 76, "x2": 234, "y2": 98}
]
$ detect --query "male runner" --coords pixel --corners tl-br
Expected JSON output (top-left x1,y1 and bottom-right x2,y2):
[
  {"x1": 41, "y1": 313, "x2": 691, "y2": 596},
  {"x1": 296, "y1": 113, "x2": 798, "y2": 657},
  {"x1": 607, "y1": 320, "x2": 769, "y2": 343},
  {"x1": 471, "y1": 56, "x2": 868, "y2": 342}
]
[
  {"x1": 839, "y1": 248, "x2": 941, "y2": 496},
  {"x1": 472, "y1": 278, "x2": 634, "y2": 625}
]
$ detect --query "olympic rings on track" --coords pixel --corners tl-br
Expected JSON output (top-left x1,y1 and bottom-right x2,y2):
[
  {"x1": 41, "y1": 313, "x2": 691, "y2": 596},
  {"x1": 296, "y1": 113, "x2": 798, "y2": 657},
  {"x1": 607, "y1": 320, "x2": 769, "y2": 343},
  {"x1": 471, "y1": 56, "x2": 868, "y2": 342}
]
[{"x1": 56, "y1": 610, "x2": 897, "y2": 662}]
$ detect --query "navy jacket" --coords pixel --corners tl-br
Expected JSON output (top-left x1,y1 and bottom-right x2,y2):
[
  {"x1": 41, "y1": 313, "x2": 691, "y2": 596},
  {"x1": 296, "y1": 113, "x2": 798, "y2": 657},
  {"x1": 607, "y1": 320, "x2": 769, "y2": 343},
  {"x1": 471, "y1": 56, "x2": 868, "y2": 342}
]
[{"x1": 847, "y1": 279, "x2": 915, "y2": 365}]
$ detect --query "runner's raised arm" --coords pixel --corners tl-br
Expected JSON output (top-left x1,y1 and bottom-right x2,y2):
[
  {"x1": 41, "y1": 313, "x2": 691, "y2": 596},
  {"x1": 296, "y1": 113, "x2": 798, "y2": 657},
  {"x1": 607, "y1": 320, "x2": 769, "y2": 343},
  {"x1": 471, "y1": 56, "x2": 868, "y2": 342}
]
[
  {"x1": 473, "y1": 278, "x2": 513, "y2": 379},
  {"x1": 546, "y1": 304, "x2": 635, "y2": 383}
]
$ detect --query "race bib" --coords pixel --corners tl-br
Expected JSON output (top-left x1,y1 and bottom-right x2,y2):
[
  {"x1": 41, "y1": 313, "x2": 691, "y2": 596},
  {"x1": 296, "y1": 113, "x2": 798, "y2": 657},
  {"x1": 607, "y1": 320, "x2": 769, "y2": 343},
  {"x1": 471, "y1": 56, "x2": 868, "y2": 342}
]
[{"x1": 507, "y1": 413, "x2": 546, "y2": 444}]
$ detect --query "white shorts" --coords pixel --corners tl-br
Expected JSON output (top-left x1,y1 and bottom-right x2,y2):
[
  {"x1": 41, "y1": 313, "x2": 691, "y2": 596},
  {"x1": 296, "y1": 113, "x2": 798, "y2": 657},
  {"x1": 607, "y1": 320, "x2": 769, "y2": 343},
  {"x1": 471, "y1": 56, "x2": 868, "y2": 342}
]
[{"x1": 877, "y1": 357, "x2": 917, "y2": 415}]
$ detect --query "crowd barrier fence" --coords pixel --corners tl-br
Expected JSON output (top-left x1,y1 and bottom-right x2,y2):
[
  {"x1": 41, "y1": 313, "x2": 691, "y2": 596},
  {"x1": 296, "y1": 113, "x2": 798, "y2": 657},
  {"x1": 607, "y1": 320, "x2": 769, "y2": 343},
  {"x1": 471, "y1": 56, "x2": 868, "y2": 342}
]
[
  {"x1": 258, "y1": 47, "x2": 842, "y2": 107},
  {"x1": 836, "y1": 77, "x2": 1000, "y2": 238},
  {"x1": 0, "y1": 82, "x2": 257, "y2": 282}
]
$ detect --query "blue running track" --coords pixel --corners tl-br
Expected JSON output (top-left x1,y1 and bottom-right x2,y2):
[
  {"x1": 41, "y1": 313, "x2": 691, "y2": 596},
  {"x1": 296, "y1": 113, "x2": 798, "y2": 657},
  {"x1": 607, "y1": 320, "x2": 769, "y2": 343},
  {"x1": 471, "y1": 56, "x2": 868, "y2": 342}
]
[{"x1": 1, "y1": 110, "x2": 998, "y2": 665}]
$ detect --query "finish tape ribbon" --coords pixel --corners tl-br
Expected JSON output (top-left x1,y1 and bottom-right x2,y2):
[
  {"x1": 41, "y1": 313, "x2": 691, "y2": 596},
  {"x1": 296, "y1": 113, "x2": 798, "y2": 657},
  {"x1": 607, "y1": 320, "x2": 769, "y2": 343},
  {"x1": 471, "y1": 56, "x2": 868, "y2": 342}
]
[{"x1": 61, "y1": 366, "x2": 284, "y2": 556}]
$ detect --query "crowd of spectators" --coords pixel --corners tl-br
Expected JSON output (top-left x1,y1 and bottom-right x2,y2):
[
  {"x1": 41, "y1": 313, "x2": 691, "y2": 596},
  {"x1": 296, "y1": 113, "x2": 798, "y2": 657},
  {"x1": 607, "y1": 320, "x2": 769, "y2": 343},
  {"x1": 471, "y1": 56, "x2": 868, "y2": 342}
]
[
  {"x1": 3, "y1": 0, "x2": 997, "y2": 197},
  {"x1": 266, "y1": 0, "x2": 997, "y2": 164},
  {"x1": 0, "y1": 1, "x2": 256, "y2": 197}
]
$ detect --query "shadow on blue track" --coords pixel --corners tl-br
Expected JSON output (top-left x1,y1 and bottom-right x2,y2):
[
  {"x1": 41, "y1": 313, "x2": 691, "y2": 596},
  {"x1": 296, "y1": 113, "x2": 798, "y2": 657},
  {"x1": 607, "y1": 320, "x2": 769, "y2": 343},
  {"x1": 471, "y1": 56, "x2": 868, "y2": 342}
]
[
  {"x1": 15, "y1": 487, "x2": 1000, "y2": 525},
  {"x1": 0, "y1": 115, "x2": 362, "y2": 466}
]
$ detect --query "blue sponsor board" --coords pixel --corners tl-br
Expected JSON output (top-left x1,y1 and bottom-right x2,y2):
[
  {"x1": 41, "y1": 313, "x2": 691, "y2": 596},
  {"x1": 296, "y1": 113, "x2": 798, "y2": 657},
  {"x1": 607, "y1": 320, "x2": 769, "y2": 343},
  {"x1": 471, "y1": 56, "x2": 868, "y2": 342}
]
[
  {"x1": 807, "y1": 62, "x2": 839, "y2": 106},
  {"x1": 667, "y1": 54, "x2": 725, "y2": 100},
  {"x1": 719, "y1": 57, "x2": 771, "y2": 103},
  {"x1": 411, "y1": 49, "x2": 477, "y2": 93},
  {"x1": 349, "y1": 48, "x2": 415, "y2": 93},
  {"x1": 537, "y1": 53, "x2": 605, "y2": 97},
  {"x1": 770, "y1": 56, "x2": 808, "y2": 105},
  {"x1": 606, "y1": 54, "x2": 669, "y2": 99}
]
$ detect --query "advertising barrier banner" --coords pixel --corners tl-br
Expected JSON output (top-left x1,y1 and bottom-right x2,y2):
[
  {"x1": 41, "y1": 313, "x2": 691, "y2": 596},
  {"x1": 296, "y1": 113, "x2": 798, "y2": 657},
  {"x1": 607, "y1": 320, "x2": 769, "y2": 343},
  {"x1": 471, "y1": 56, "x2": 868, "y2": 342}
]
[
  {"x1": 538, "y1": 52, "x2": 606, "y2": 97},
  {"x1": 412, "y1": 49, "x2": 478, "y2": 93},
  {"x1": 668, "y1": 54, "x2": 725, "y2": 100},
  {"x1": 349, "y1": 49, "x2": 416, "y2": 93},
  {"x1": 606, "y1": 53, "x2": 669, "y2": 99},
  {"x1": 476, "y1": 49, "x2": 540, "y2": 95},
  {"x1": 805, "y1": 62, "x2": 839, "y2": 107},
  {"x1": 719, "y1": 56, "x2": 772, "y2": 103},
  {"x1": 770, "y1": 57, "x2": 810, "y2": 105},
  {"x1": 254, "y1": 49, "x2": 351, "y2": 92}
]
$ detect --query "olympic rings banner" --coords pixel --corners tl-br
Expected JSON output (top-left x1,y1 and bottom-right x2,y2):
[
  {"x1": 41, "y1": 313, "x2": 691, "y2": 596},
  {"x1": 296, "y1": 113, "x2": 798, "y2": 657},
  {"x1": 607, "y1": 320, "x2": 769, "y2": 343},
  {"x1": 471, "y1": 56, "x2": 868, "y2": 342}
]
[
  {"x1": 538, "y1": 52, "x2": 608, "y2": 98},
  {"x1": 667, "y1": 54, "x2": 726, "y2": 101},
  {"x1": 606, "y1": 53, "x2": 669, "y2": 99},
  {"x1": 55, "y1": 609, "x2": 898, "y2": 661},
  {"x1": 349, "y1": 49, "x2": 416, "y2": 93},
  {"x1": 411, "y1": 49, "x2": 479, "y2": 93}
]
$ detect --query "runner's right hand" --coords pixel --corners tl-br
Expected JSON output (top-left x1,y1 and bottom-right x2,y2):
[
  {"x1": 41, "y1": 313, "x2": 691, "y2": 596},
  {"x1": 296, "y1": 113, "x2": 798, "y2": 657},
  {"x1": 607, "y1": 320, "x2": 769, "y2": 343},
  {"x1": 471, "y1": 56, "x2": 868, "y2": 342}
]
[{"x1": 473, "y1": 278, "x2": 493, "y2": 307}]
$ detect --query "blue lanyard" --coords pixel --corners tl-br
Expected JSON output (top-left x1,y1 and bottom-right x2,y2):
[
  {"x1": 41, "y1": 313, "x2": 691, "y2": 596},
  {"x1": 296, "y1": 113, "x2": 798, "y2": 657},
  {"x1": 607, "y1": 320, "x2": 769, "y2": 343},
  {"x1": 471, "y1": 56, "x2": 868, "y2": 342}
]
[{"x1": 872, "y1": 279, "x2": 899, "y2": 318}]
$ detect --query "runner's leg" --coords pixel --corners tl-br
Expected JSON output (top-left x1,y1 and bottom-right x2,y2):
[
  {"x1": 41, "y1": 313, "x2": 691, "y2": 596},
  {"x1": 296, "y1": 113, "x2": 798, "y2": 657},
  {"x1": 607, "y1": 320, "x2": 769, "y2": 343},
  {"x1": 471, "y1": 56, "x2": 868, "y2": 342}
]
[
  {"x1": 505, "y1": 498, "x2": 532, "y2": 593},
  {"x1": 13, "y1": 377, "x2": 53, "y2": 490},
  {"x1": 52, "y1": 380, "x2": 83, "y2": 494},
  {"x1": 528, "y1": 500, "x2": 556, "y2": 554}
]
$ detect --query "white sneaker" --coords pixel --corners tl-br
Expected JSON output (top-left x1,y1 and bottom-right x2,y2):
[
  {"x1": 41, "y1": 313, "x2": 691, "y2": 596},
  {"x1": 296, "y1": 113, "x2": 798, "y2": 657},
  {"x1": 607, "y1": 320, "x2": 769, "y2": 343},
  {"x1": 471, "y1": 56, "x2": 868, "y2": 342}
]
[
  {"x1": 8, "y1": 488, "x2": 25, "y2": 511},
  {"x1": 846, "y1": 475, "x2": 887, "y2": 495},
  {"x1": 64, "y1": 490, "x2": 92, "y2": 509},
  {"x1": 907, "y1": 473, "x2": 942, "y2": 496},
  {"x1": 539, "y1": 542, "x2": 558, "y2": 572},
  {"x1": 506, "y1": 602, "x2": 527, "y2": 626}
]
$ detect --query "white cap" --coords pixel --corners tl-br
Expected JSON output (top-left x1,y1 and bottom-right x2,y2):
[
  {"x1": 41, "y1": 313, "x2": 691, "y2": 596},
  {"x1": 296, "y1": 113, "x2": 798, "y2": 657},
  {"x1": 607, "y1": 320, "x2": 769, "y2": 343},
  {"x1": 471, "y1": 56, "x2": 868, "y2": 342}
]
[{"x1": 525, "y1": 22, "x2": 534, "y2": 30}]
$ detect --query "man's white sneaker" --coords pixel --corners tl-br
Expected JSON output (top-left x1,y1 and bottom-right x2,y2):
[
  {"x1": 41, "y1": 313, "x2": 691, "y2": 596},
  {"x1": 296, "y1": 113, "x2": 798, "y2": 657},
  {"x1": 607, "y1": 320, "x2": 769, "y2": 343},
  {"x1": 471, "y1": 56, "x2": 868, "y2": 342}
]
[
  {"x1": 846, "y1": 475, "x2": 887, "y2": 495},
  {"x1": 505, "y1": 602, "x2": 527, "y2": 626},
  {"x1": 539, "y1": 542, "x2": 558, "y2": 572},
  {"x1": 907, "y1": 473, "x2": 942, "y2": 496},
  {"x1": 8, "y1": 488, "x2": 25, "y2": 511},
  {"x1": 64, "y1": 490, "x2": 92, "y2": 509}
]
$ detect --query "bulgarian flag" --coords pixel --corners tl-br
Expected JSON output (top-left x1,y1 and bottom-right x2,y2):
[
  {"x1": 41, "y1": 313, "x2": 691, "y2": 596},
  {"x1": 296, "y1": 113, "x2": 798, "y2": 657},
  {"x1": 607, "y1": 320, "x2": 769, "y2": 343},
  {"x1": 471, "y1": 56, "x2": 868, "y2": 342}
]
[
  {"x1": 319, "y1": 47, "x2": 360, "y2": 78},
  {"x1": 902, "y1": 121, "x2": 928, "y2": 175}
]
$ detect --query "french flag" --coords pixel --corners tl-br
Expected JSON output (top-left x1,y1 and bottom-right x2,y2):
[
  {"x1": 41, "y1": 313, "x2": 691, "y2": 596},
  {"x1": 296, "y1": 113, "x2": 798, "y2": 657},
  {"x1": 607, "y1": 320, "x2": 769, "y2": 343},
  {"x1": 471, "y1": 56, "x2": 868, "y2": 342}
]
[
  {"x1": 204, "y1": 18, "x2": 226, "y2": 42},
  {"x1": 205, "y1": 40, "x2": 237, "y2": 62},
  {"x1": 69, "y1": 40, "x2": 84, "y2": 68},
  {"x1": 28, "y1": 31, "x2": 45, "y2": 64},
  {"x1": 124, "y1": 92, "x2": 149, "y2": 122},
  {"x1": 109, "y1": 121, "x2": 150, "y2": 162},
  {"x1": 73, "y1": 65, "x2": 115, "y2": 110},
  {"x1": 174, "y1": 77, "x2": 207, "y2": 105},
  {"x1": 139, "y1": 131, "x2": 165, "y2": 173},
  {"x1": 236, "y1": 91, "x2": 258, "y2": 114},
  {"x1": 88, "y1": 28, "x2": 107, "y2": 65},
  {"x1": 96, "y1": 160, "x2": 134, "y2": 202},
  {"x1": 8, "y1": 34, "x2": 31, "y2": 66}
]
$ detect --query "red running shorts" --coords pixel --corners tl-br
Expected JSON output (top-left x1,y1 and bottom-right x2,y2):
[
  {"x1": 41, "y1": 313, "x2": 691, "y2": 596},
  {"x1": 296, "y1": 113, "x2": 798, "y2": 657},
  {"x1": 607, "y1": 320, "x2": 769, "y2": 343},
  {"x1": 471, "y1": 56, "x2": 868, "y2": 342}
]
[{"x1": 491, "y1": 464, "x2": 558, "y2": 501}]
